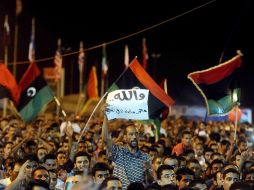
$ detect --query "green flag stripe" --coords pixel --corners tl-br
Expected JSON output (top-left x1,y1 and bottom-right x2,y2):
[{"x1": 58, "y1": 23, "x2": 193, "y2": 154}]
[
  {"x1": 207, "y1": 88, "x2": 240, "y2": 115},
  {"x1": 19, "y1": 86, "x2": 53, "y2": 123}
]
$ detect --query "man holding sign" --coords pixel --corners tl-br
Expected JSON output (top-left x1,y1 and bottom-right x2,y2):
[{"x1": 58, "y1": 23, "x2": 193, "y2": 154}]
[
  {"x1": 100, "y1": 58, "x2": 174, "y2": 189},
  {"x1": 101, "y1": 113, "x2": 153, "y2": 190}
]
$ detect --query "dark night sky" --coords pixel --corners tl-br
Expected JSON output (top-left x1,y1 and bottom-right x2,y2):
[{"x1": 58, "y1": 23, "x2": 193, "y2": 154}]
[{"x1": 0, "y1": 0, "x2": 254, "y2": 108}]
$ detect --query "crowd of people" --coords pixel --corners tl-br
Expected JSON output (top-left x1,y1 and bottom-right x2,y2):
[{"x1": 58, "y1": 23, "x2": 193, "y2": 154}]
[{"x1": 0, "y1": 111, "x2": 254, "y2": 190}]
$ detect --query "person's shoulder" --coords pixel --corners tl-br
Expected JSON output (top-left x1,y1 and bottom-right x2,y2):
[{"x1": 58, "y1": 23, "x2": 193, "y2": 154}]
[
  {"x1": 140, "y1": 151, "x2": 150, "y2": 160},
  {"x1": 172, "y1": 142, "x2": 180, "y2": 150}
]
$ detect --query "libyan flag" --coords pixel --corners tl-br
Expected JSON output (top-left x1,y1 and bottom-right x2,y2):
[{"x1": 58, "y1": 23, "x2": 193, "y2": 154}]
[
  {"x1": 0, "y1": 64, "x2": 19, "y2": 104},
  {"x1": 17, "y1": 63, "x2": 54, "y2": 123},
  {"x1": 188, "y1": 54, "x2": 241, "y2": 116},
  {"x1": 108, "y1": 58, "x2": 174, "y2": 119}
]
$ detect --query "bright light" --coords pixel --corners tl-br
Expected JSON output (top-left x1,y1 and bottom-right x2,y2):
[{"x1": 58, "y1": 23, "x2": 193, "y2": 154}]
[{"x1": 233, "y1": 91, "x2": 238, "y2": 103}]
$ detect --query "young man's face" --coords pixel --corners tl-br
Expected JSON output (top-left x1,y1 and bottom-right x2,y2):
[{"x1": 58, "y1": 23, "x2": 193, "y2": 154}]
[
  {"x1": 195, "y1": 144, "x2": 204, "y2": 156},
  {"x1": 234, "y1": 155, "x2": 241, "y2": 168},
  {"x1": 152, "y1": 157, "x2": 162, "y2": 172},
  {"x1": 182, "y1": 134, "x2": 191, "y2": 146},
  {"x1": 75, "y1": 156, "x2": 90, "y2": 171},
  {"x1": 187, "y1": 162, "x2": 201, "y2": 178},
  {"x1": 126, "y1": 126, "x2": 139, "y2": 148},
  {"x1": 94, "y1": 170, "x2": 110, "y2": 184},
  {"x1": 57, "y1": 153, "x2": 67, "y2": 166},
  {"x1": 158, "y1": 169, "x2": 176, "y2": 186},
  {"x1": 204, "y1": 151, "x2": 213, "y2": 164},
  {"x1": 222, "y1": 172, "x2": 239, "y2": 190},
  {"x1": 177, "y1": 174, "x2": 194, "y2": 190},
  {"x1": 239, "y1": 142, "x2": 247, "y2": 152},
  {"x1": 77, "y1": 142, "x2": 87, "y2": 152},
  {"x1": 24, "y1": 161, "x2": 38, "y2": 177},
  {"x1": 211, "y1": 163, "x2": 223, "y2": 174},
  {"x1": 49, "y1": 171, "x2": 57, "y2": 189},
  {"x1": 44, "y1": 159, "x2": 57, "y2": 170},
  {"x1": 216, "y1": 172, "x2": 223, "y2": 188},
  {"x1": 4, "y1": 143, "x2": 13, "y2": 157},
  {"x1": 37, "y1": 149, "x2": 47, "y2": 162},
  {"x1": 33, "y1": 169, "x2": 50, "y2": 184},
  {"x1": 107, "y1": 179, "x2": 122, "y2": 190},
  {"x1": 245, "y1": 173, "x2": 254, "y2": 181}
]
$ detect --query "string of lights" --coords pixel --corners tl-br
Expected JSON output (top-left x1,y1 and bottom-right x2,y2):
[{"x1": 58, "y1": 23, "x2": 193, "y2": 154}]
[{"x1": 9, "y1": 0, "x2": 216, "y2": 66}]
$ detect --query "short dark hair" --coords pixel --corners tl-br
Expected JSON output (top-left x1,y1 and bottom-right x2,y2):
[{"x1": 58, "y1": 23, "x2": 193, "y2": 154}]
[
  {"x1": 210, "y1": 159, "x2": 224, "y2": 167},
  {"x1": 32, "y1": 166, "x2": 48, "y2": 179},
  {"x1": 182, "y1": 131, "x2": 191, "y2": 138},
  {"x1": 55, "y1": 151, "x2": 66, "y2": 158},
  {"x1": 25, "y1": 140, "x2": 37, "y2": 148},
  {"x1": 204, "y1": 147, "x2": 214, "y2": 154},
  {"x1": 209, "y1": 132, "x2": 220, "y2": 142},
  {"x1": 43, "y1": 153, "x2": 56, "y2": 163},
  {"x1": 156, "y1": 165, "x2": 174, "y2": 180},
  {"x1": 24, "y1": 154, "x2": 39, "y2": 163},
  {"x1": 98, "y1": 150, "x2": 107, "y2": 157},
  {"x1": 221, "y1": 140, "x2": 230, "y2": 146},
  {"x1": 176, "y1": 167, "x2": 194, "y2": 181},
  {"x1": 92, "y1": 162, "x2": 110, "y2": 176},
  {"x1": 243, "y1": 169, "x2": 254, "y2": 181},
  {"x1": 183, "y1": 149, "x2": 195, "y2": 156},
  {"x1": 211, "y1": 152, "x2": 221, "y2": 160},
  {"x1": 74, "y1": 151, "x2": 91, "y2": 163},
  {"x1": 127, "y1": 182, "x2": 145, "y2": 190},
  {"x1": 223, "y1": 168, "x2": 240, "y2": 179},
  {"x1": 99, "y1": 176, "x2": 121, "y2": 190},
  {"x1": 161, "y1": 184, "x2": 178, "y2": 190},
  {"x1": 229, "y1": 181, "x2": 252, "y2": 190},
  {"x1": 189, "y1": 179, "x2": 206, "y2": 188},
  {"x1": 186, "y1": 159, "x2": 200, "y2": 166},
  {"x1": 237, "y1": 139, "x2": 247, "y2": 146}
]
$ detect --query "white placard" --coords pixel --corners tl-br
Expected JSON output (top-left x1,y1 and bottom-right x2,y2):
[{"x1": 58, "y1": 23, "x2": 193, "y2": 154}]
[{"x1": 105, "y1": 89, "x2": 149, "y2": 120}]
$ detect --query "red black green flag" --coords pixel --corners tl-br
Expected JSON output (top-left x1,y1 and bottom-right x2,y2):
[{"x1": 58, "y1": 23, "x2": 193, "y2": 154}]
[
  {"x1": 108, "y1": 58, "x2": 174, "y2": 119},
  {"x1": 17, "y1": 63, "x2": 54, "y2": 123},
  {"x1": 188, "y1": 54, "x2": 241, "y2": 116},
  {"x1": 0, "y1": 64, "x2": 19, "y2": 104}
]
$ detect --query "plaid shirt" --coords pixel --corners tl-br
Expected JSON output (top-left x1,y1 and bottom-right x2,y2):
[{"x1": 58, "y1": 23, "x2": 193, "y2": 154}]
[{"x1": 110, "y1": 144, "x2": 151, "y2": 190}]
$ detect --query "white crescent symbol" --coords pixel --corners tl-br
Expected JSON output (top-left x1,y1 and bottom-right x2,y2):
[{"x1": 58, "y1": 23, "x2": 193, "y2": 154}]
[
  {"x1": 27, "y1": 87, "x2": 36, "y2": 97},
  {"x1": 132, "y1": 86, "x2": 140, "y2": 89}
]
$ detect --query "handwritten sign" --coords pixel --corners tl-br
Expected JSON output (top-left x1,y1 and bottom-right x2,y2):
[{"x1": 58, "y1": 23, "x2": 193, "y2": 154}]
[{"x1": 105, "y1": 89, "x2": 149, "y2": 120}]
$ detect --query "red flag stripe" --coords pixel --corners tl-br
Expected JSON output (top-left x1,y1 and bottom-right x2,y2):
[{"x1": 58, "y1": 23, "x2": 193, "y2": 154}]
[
  {"x1": 129, "y1": 59, "x2": 174, "y2": 107},
  {"x1": 188, "y1": 55, "x2": 241, "y2": 85},
  {"x1": 19, "y1": 63, "x2": 40, "y2": 91}
]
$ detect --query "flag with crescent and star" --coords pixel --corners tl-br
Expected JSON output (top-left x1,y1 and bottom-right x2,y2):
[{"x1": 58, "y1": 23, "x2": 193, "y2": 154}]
[{"x1": 17, "y1": 63, "x2": 54, "y2": 123}]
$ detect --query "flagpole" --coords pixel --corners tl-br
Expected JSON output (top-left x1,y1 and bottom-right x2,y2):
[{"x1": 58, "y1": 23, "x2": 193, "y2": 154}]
[
  {"x1": 54, "y1": 96, "x2": 67, "y2": 119},
  {"x1": 77, "y1": 92, "x2": 108, "y2": 143},
  {"x1": 233, "y1": 50, "x2": 243, "y2": 141},
  {"x1": 79, "y1": 41, "x2": 84, "y2": 94},
  {"x1": 100, "y1": 44, "x2": 108, "y2": 97},
  {"x1": 233, "y1": 106, "x2": 238, "y2": 141},
  {"x1": 54, "y1": 39, "x2": 62, "y2": 117},
  {"x1": 75, "y1": 41, "x2": 85, "y2": 116},
  {"x1": 233, "y1": 102, "x2": 240, "y2": 141},
  {"x1": 13, "y1": 0, "x2": 22, "y2": 78},
  {"x1": 3, "y1": 15, "x2": 9, "y2": 117},
  {"x1": 163, "y1": 79, "x2": 172, "y2": 118}
]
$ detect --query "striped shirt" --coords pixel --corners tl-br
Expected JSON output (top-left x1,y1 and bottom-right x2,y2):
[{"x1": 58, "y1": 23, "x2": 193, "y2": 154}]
[{"x1": 110, "y1": 144, "x2": 151, "y2": 190}]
